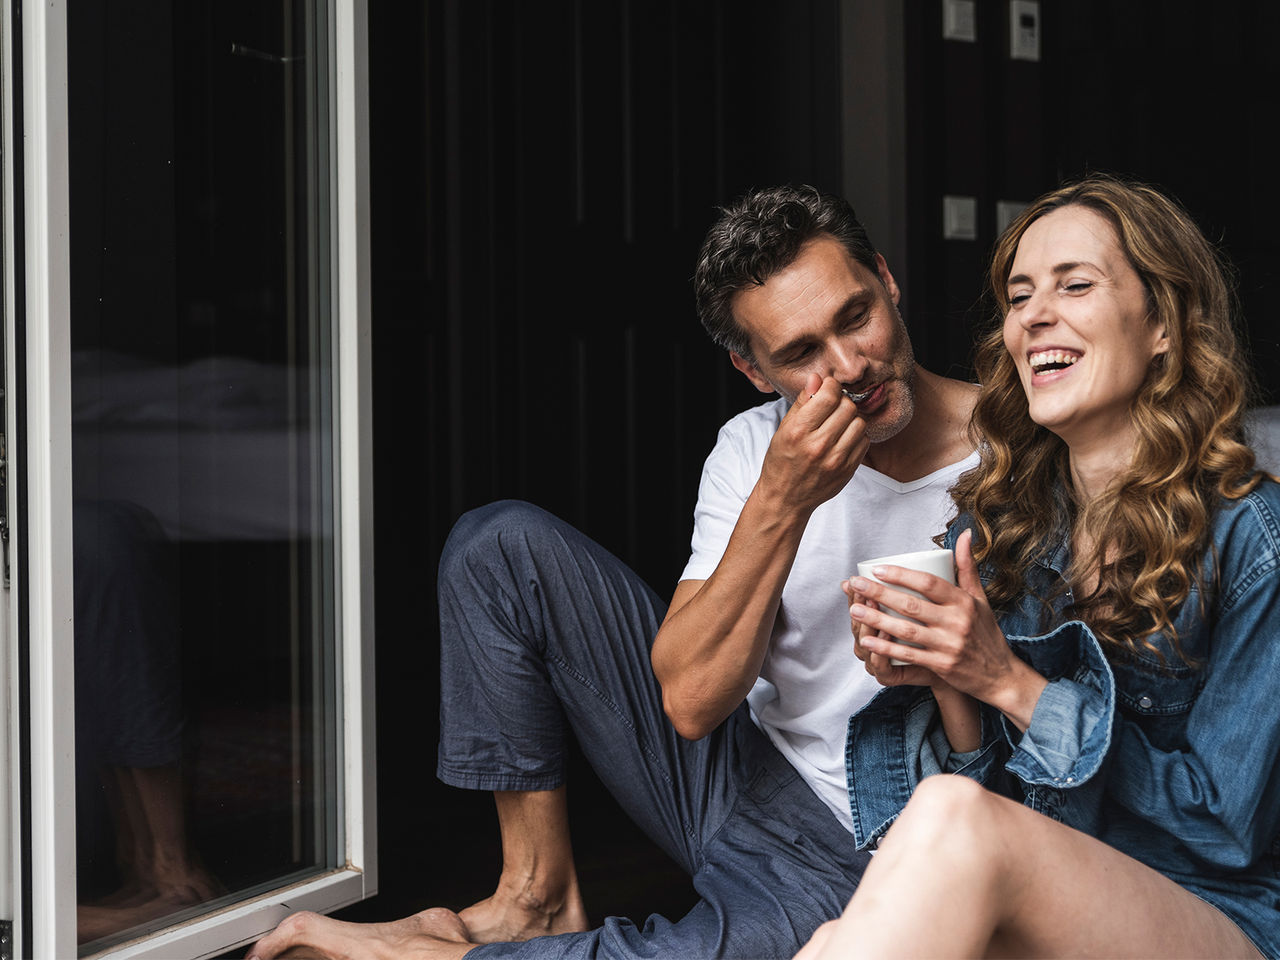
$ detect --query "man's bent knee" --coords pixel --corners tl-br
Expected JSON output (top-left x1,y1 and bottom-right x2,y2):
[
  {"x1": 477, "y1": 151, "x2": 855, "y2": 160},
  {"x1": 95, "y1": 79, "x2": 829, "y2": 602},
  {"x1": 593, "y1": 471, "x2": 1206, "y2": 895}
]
[{"x1": 440, "y1": 500, "x2": 550, "y2": 575}]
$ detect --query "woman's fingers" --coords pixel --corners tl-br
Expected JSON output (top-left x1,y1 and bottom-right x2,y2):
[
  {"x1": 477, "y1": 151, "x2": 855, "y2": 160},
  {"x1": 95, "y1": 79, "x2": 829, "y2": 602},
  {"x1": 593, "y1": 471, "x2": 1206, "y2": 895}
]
[
  {"x1": 850, "y1": 600, "x2": 925, "y2": 645},
  {"x1": 955, "y1": 528, "x2": 986, "y2": 598},
  {"x1": 848, "y1": 572, "x2": 949, "y2": 627},
  {"x1": 854, "y1": 559, "x2": 960, "y2": 601}
]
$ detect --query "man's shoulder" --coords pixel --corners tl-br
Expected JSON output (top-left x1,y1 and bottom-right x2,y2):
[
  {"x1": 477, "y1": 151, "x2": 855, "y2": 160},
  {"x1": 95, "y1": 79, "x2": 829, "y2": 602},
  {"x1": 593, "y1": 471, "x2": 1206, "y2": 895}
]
[
  {"x1": 903, "y1": 373, "x2": 981, "y2": 468},
  {"x1": 697, "y1": 397, "x2": 787, "y2": 479},
  {"x1": 716, "y1": 396, "x2": 789, "y2": 440},
  {"x1": 932, "y1": 376, "x2": 981, "y2": 419}
]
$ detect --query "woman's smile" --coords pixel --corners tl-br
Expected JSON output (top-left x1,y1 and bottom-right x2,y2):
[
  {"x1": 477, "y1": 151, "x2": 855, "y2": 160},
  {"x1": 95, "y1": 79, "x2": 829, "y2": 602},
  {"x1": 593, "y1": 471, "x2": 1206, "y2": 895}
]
[{"x1": 1004, "y1": 205, "x2": 1167, "y2": 453}]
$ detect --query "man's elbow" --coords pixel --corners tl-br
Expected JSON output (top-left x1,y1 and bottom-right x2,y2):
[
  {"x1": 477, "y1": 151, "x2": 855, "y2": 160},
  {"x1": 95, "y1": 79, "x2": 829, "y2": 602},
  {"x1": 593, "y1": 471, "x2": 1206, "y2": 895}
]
[{"x1": 661, "y1": 686, "x2": 716, "y2": 741}]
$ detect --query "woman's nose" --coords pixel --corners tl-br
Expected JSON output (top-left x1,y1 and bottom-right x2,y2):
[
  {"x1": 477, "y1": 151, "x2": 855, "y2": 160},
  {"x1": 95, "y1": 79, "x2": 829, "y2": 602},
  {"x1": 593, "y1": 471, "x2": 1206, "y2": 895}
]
[{"x1": 1017, "y1": 290, "x2": 1056, "y2": 329}]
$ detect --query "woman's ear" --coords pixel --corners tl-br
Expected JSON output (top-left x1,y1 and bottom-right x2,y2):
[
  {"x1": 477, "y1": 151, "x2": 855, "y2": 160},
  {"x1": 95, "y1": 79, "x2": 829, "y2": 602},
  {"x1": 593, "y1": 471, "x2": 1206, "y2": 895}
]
[{"x1": 1150, "y1": 319, "x2": 1171, "y2": 358}]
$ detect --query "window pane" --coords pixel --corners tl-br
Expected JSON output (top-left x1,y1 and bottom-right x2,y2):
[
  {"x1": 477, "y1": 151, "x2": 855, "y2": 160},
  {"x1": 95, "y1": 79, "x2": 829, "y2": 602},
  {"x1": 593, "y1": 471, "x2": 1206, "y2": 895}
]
[{"x1": 67, "y1": 0, "x2": 338, "y2": 951}]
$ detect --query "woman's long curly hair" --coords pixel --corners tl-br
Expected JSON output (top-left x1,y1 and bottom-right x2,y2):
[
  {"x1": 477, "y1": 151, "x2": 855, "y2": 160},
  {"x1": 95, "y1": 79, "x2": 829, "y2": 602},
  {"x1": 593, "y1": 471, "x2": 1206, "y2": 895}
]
[{"x1": 950, "y1": 175, "x2": 1266, "y2": 662}]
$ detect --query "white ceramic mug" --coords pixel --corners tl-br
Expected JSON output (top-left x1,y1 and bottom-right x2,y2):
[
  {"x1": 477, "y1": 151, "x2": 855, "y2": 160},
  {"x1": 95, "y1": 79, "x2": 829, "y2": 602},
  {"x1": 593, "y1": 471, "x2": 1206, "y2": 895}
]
[{"x1": 855, "y1": 548, "x2": 955, "y2": 665}]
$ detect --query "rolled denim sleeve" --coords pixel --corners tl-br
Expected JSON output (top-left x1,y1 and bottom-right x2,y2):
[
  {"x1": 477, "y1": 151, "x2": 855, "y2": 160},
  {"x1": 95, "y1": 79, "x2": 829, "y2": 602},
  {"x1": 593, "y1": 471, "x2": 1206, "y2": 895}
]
[
  {"x1": 1003, "y1": 621, "x2": 1115, "y2": 788},
  {"x1": 846, "y1": 685, "x2": 1007, "y2": 849},
  {"x1": 989, "y1": 621, "x2": 1114, "y2": 833}
]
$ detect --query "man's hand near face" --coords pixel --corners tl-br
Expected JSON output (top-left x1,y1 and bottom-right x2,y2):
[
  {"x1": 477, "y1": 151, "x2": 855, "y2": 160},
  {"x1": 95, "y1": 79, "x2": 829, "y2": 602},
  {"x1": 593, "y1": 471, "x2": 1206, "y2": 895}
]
[
  {"x1": 651, "y1": 372, "x2": 870, "y2": 740},
  {"x1": 758, "y1": 372, "x2": 869, "y2": 515}
]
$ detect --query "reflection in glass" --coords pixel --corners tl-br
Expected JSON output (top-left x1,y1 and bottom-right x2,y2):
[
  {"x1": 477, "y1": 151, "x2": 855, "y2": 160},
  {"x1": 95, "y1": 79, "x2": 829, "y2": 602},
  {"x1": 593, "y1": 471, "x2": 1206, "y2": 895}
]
[{"x1": 68, "y1": 0, "x2": 337, "y2": 951}]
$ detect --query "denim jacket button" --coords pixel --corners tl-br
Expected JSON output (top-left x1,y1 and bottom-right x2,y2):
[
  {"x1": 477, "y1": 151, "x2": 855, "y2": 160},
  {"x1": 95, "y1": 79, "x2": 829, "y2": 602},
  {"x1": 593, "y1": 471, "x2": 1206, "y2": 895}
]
[{"x1": 1138, "y1": 694, "x2": 1154, "y2": 709}]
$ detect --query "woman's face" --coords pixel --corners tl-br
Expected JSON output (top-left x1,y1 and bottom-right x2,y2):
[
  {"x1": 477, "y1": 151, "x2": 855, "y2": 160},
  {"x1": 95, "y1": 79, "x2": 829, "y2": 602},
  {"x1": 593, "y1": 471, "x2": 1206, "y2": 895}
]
[{"x1": 1003, "y1": 205, "x2": 1168, "y2": 452}]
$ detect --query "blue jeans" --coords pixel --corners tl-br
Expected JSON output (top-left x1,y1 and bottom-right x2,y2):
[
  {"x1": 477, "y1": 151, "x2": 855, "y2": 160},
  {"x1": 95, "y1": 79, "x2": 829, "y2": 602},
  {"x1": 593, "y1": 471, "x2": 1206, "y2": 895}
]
[{"x1": 437, "y1": 501, "x2": 869, "y2": 959}]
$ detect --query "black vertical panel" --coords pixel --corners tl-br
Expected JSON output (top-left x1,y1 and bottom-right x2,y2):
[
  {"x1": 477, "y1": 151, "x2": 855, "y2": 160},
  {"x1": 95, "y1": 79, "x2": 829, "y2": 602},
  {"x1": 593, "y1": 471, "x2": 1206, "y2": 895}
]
[
  {"x1": 357, "y1": 0, "x2": 845, "y2": 925},
  {"x1": 901, "y1": 0, "x2": 1050, "y2": 381},
  {"x1": 902, "y1": 0, "x2": 1278, "y2": 400},
  {"x1": 1040, "y1": 0, "x2": 1280, "y2": 404}
]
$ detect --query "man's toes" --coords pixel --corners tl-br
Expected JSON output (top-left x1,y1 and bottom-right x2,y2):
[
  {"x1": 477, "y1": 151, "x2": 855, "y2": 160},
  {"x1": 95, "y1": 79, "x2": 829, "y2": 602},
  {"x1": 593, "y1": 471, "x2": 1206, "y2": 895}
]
[{"x1": 246, "y1": 911, "x2": 325, "y2": 959}]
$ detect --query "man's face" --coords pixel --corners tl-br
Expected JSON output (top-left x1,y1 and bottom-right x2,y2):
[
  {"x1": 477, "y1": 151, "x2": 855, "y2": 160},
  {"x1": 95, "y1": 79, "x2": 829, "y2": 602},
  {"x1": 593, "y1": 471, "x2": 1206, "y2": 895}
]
[{"x1": 729, "y1": 236, "x2": 917, "y2": 444}]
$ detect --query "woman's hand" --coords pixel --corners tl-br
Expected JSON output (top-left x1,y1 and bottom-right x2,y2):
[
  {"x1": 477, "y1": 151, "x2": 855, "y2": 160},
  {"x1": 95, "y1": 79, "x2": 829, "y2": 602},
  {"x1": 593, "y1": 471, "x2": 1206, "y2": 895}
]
[
  {"x1": 843, "y1": 570, "x2": 983, "y2": 752},
  {"x1": 846, "y1": 529, "x2": 1048, "y2": 730},
  {"x1": 843, "y1": 577, "x2": 939, "y2": 688},
  {"x1": 839, "y1": 578, "x2": 931, "y2": 691}
]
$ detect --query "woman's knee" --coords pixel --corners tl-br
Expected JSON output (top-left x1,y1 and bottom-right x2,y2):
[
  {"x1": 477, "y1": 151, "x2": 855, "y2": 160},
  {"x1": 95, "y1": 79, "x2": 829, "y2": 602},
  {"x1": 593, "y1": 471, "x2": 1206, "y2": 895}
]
[{"x1": 889, "y1": 775, "x2": 1007, "y2": 854}]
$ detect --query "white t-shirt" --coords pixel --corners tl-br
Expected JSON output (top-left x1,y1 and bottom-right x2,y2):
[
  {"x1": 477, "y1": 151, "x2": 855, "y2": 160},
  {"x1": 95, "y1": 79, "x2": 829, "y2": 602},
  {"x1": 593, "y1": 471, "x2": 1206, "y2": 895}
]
[{"x1": 680, "y1": 397, "x2": 979, "y2": 830}]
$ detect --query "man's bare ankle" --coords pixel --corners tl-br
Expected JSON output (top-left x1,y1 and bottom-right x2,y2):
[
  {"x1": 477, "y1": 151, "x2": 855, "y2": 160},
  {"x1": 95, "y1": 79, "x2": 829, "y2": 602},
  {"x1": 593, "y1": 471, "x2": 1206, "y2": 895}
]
[
  {"x1": 459, "y1": 873, "x2": 588, "y2": 943},
  {"x1": 503, "y1": 877, "x2": 565, "y2": 916}
]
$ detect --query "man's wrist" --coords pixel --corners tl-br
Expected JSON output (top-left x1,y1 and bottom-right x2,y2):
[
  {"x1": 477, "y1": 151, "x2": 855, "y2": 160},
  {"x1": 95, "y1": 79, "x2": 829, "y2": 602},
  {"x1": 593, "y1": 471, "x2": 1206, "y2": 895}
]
[{"x1": 746, "y1": 479, "x2": 816, "y2": 534}]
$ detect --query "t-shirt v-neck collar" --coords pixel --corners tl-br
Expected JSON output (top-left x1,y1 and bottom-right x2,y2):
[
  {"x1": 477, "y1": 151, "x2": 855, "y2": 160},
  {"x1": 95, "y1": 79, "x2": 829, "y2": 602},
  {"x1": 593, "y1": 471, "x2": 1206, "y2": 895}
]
[{"x1": 855, "y1": 450, "x2": 980, "y2": 494}]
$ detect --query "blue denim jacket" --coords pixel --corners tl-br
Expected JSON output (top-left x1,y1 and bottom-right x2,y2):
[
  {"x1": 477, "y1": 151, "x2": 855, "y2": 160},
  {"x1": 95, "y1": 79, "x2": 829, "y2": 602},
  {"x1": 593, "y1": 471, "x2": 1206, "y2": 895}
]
[{"x1": 844, "y1": 479, "x2": 1280, "y2": 956}]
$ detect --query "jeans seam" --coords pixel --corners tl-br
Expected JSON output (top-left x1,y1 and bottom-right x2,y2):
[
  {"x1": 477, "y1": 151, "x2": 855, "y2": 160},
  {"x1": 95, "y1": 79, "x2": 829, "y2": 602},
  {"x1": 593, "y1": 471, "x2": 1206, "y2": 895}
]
[
  {"x1": 547, "y1": 652, "x2": 677, "y2": 790},
  {"x1": 548, "y1": 652, "x2": 704, "y2": 852}
]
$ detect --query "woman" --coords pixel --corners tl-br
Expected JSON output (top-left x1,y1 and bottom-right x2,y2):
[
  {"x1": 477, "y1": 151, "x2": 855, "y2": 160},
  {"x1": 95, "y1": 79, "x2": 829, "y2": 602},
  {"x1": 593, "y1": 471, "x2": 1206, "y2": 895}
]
[{"x1": 804, "y1": 176, "x2": 1280, "y2": 958}]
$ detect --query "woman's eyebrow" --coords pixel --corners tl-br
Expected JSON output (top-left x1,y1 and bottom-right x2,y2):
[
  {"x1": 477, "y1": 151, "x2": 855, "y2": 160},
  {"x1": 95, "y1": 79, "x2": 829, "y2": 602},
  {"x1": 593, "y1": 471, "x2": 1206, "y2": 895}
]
[{"x1": 1006, "y1": 261, "x2": 1101, "y2": 287}]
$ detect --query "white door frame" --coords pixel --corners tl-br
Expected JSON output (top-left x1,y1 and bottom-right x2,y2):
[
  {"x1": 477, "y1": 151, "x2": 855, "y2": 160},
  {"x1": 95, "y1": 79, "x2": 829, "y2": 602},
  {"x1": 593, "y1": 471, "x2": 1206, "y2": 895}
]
[{"x1": 6, "y1": 0, "x2": 377, "y2": 955}]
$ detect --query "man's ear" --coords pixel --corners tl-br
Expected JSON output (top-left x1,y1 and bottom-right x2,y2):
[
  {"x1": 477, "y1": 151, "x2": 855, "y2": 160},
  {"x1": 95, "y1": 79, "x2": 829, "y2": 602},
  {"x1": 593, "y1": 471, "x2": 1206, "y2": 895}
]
[
  {"x1": 874, "y1": 253, "x2": 901, "y2": 306},
  {"x1": 730, "y1": 351, "x2": 777, "y2": 395}
]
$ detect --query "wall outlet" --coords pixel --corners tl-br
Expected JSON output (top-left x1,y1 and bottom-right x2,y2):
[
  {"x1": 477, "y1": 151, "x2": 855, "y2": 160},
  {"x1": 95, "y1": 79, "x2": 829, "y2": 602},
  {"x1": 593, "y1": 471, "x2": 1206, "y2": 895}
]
[
  {"x1": 943, "y1": 195, "x2": 978, "y2": 240},
  {"x1": 943, "y1": 0, "x2": 977, "y2": 42},
  {"x1": 996, "y1": 200, "x2": 1028, "y2": 235},
  {"x1": 1010, "y1": 1, "x2": 1041, "y2": 61}
]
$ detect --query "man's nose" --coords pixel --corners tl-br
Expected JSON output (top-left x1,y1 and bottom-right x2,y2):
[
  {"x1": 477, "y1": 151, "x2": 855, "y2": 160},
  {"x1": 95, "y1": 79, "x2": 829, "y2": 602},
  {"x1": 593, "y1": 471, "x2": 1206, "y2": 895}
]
[{"x1": 829, "y1": 341, "x2": 867, "y2": 384}]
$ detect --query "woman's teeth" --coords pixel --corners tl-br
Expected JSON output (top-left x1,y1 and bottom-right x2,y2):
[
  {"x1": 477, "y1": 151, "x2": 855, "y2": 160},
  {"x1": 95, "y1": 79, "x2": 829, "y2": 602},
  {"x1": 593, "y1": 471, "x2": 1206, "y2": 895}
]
[{"x1": 1029, "y1": 350, "x2": 1079, "y2": 374}]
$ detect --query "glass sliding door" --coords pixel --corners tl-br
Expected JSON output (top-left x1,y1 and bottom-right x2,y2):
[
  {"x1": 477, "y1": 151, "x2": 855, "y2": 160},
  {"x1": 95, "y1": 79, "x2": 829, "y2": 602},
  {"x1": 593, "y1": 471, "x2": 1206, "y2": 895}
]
[{"x1": 7, "y1": 0, "x2": 375, "y2": 956}]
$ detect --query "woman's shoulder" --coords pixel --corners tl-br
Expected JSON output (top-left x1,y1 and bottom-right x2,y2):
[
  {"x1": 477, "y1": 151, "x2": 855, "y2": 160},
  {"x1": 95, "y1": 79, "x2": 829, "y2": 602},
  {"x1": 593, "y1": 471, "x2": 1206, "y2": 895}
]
[
  {"x1": 1210, "y1": 477, "x2": 1280, "y2": 590},
  {"x1": 1214, "y1": 476, "x2": 1280, "y2": 537}
]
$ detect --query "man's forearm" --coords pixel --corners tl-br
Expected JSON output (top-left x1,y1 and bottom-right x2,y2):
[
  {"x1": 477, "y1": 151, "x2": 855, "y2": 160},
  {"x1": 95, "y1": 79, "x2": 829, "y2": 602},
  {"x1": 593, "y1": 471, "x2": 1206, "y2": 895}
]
[
  {"x1": 652, "y1": 485, "x2": 812, "y2": 739},
  {"x1": 656, "y1": 376, "x2": 867, "y2": 738}
]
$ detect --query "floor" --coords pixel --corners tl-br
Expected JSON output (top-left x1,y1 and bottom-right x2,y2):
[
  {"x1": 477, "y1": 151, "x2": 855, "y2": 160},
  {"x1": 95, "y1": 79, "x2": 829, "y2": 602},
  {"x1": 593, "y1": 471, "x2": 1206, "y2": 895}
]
[{"x1": 332, "y1": 746, "x2": 699, "y2": 937}]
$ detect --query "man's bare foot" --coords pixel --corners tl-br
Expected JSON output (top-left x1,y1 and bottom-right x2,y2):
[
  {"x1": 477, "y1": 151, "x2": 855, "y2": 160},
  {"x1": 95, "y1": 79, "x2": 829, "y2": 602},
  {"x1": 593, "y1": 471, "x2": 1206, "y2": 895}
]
[
  {"x1": 458, "y1": 874, "x2": 590, "y2": 943},
  {"x1": 247, "y1": 907, "x2": 474, "y2": 960}
]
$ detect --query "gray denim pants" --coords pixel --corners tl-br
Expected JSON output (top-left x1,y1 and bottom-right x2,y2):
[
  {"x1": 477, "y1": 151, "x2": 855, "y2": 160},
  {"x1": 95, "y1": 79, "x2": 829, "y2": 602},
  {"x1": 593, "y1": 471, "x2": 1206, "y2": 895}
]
[{"x1": 437, "y1": 500, "x2": 869, "y2": 959}]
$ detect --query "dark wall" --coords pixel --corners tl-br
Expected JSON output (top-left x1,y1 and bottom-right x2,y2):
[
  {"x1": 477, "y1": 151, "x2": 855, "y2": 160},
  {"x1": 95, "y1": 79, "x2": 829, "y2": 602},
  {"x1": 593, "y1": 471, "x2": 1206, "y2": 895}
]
[
  {"x1": 353, "y1": 0, "x2": 1280, "y2": 928},
  {"x1": 901, "y1": 0, "x2": 1280, "y2": 403},
  {"x1": 1045, "y1": 0, "x2": 1280, "y2": 405},
  {"x1": 356, "y1": 0, "x2": 846, "y2": 925},
  {"x1": 900, "y1": 0, "x2": 1047, "y2": 380}
]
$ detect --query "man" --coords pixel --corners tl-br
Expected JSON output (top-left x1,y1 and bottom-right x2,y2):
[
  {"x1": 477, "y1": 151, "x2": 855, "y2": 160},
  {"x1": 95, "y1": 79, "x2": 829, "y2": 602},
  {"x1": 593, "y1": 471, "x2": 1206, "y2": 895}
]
[{"x1": 249, "y1": 184, "x2": 979, "y2": 959}]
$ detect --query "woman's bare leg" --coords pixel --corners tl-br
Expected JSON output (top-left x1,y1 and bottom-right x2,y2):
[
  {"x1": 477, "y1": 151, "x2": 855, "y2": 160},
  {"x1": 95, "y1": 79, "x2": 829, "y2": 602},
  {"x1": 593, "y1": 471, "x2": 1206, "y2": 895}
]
[{"x1": 805, "y1": 776, "x2": 1262, "y2": 959}]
